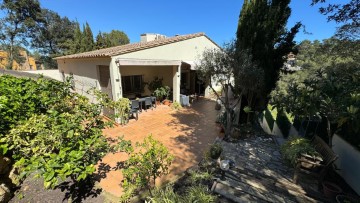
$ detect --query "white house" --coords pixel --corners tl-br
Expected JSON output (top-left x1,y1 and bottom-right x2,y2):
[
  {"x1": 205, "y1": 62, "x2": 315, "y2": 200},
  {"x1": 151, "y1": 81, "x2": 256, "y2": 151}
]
[{"x1": 55, "y1": 32, "x2": 220, "y2": 105}]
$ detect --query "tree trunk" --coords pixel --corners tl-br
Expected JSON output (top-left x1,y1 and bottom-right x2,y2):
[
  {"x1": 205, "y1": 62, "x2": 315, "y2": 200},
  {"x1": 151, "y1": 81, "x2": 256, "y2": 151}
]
[
  {"x1": 247, "y1": 91, "x2": 254, "y2": 123},
  {"x1": 326, "y1": 117, "x2": 332, "y2": 147},
  {"x1": 8, "y1": 38, "x2": 14, "y2": 70},
  {"x1": 224, "y1": 85, "x2": 232, "y2": 140}
]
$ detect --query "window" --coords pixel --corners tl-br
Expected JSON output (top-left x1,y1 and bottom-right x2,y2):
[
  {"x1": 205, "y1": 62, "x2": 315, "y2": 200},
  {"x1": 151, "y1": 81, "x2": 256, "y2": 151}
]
[{"x1": 121, "y1": 75, "x2": 143, "y2": 94}]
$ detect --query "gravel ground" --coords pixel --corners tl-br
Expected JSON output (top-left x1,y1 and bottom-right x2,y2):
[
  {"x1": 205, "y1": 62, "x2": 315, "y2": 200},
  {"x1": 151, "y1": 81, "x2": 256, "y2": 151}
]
[{"x1": 9, "y1": 174, "x2": 105, "y2": 203}]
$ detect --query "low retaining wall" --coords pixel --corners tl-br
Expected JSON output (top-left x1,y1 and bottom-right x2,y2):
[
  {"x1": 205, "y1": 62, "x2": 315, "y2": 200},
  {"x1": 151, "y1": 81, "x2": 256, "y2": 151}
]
[{"x1": 332, "y1": 134, "x2": 360, "y2": 195}]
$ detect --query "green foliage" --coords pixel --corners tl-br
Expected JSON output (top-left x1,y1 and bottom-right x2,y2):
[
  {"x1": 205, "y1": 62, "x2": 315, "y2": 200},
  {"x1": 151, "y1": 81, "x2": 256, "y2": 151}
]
[
  {"x1": 30, "y1": 9, "x2": 77, "y2": 58},
  {"x1": 236, "y1": 0, "x2": 301, "y2": 106},
  {"x1": 148, "y1": 77, "x2": 163, "y2": 93},
  {"x1": 280, "y1": 136, "x2": 321, "y2": 167},
  {"x1": 271, "y1": 38, "x2": 360, "y2": 146},
  {"x1": 92, "y1": 89, "x2": 131, "y2": 125},
  {"x1": 0, "y1": 0, "x2": 43, "y2": 69},
  {"x1": 196, "y1": 43, "x2": 248, "y2": 137},
  {"x1": 188, "y1": 170, "x2": 213, "y2": 184},
  {"x1": 171, "y1": 101, "x2": 182, "y2": 110},
  {"x1": 70, "y1": 22, "x2": 82, "y2": 54},
  {"x1": 95, "y1": 30, "x2": 129, "y2": 50},
  {"x1": 103, "y1": 30, "x2": 130, "y2": 47},
  {"x1": 80, "y1": 22, "x2": 94, "y2": 52},
  {"x1": 312, "y1": 0, "x2": 359, "y2": 40},
  {"x1": 147, "y1": 185, "x2": 217, "y2": 203},
  {"x1": 209, "y1": 143, "x2": 222, "y2": 159},
  {"x1": 185, "y1": 185, "x2": 217, "y2": 203},
  {"x1": 122, "y1": 135, "x2": 174, "y2": 198},
  {"x1": 153, "y1": 86, "x2": 170, "y2": 101},
  {"x1": 0, "y1": 75, "x2": 126, "y2": 189}
]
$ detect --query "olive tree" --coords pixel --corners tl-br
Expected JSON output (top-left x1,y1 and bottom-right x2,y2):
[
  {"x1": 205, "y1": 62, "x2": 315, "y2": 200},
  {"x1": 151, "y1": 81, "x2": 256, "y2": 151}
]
[{"x1": 196, "y1": 44, "x2": 236, "y2": 140}]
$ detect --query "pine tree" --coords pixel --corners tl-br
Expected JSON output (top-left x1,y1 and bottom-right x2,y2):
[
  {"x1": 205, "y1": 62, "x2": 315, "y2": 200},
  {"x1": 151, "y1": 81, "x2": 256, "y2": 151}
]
[{"x1": 235, "y1": 0, "x2": 301, "y2": 109}]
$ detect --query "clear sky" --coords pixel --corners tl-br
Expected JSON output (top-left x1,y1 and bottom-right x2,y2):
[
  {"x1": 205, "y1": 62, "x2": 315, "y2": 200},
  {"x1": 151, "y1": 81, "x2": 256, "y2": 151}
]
[{"x1": 39, "y1": 0, "x2": 346, "y2": 46}]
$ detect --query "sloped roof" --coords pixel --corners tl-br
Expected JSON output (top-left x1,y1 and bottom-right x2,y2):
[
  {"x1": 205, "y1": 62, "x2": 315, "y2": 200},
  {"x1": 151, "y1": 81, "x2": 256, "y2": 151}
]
[{"x1": 55, "y1": 32, "x2": 217, "y2": 60}]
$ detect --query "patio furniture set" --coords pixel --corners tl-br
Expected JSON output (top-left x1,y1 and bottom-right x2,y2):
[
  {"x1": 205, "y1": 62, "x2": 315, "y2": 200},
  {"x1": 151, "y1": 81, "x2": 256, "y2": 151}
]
[{"x1": 129, "y1": 96, "x2": 157, "y2": 120}]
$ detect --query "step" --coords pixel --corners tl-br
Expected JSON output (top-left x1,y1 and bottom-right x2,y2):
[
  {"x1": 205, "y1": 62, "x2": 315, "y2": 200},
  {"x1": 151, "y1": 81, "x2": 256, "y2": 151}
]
[
  {"x1": 213, "y1": 169, "x2": 321, "y2": 203},
  {"x1": 211, "y1": 181, "x2": 267, "y2": 203}
]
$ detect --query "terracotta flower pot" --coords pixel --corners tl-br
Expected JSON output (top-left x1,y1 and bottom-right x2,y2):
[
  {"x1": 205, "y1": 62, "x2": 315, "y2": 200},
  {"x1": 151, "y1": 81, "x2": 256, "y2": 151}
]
[
  {"x1": 163, "y1": 100, "x2": 171, "y2": 106},
  {"x1": 322, "y1": 181, "x2": 342, "y2": 199}
]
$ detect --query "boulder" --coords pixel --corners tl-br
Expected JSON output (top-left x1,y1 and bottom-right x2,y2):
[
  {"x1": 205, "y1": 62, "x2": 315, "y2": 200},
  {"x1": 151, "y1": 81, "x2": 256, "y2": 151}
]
[
  {"x1": 0, "y1": 183, "x2": 11, "y2": 203},
  {"x1": 8, "y1": 167, "x2": 21, "y2": 187},
  {"x1": 0, "y1": 156, "x2": 11, "y2": 175}
]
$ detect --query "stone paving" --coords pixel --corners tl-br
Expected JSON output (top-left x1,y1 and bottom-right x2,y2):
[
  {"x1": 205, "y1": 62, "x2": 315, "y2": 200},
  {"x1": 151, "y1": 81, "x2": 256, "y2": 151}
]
[{"x1": 212, "y1": 135, "x2": 324, "y2": 203}]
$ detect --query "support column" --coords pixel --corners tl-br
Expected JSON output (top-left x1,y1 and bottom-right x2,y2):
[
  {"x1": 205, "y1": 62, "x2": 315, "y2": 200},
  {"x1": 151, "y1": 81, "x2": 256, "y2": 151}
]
[
  {"x1": 172, "y1": 64, "x2": 181, "y2": 102},
  {"x1": 110, "y1": 57, "x2": 122, "y2": 101}
]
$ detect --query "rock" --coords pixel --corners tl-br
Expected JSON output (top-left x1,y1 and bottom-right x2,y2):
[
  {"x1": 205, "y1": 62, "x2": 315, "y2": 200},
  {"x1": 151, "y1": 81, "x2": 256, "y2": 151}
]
[
  {"x1": 8, "y1": 167, "x2": 21, "y2": 187},
  {"x1": 272, "y1": 151, "x2": 281, "y2": 157},
  {"x1": 0, "y1": 183, "x2": 11, "y2": 203},
  {"x1": 0, "y1": 156, "x2": 11, "y2": 175}
]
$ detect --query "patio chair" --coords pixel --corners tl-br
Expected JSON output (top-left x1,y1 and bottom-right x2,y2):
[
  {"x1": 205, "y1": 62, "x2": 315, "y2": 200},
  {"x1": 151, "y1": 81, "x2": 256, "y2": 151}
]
[
  {"x1": 144, "y1": 97, "x2": 153, "y2": 111},
  {"x1": 130, "y1": 100, "x2": 139, "y2": 120},
  {"x1": 151, "y1": 96, "x2": 157, "y2": 108}
]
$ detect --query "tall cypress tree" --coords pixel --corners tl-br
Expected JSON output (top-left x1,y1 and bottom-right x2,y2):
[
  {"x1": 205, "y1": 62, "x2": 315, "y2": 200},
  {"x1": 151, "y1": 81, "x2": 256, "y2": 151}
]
[
  {"x1": 81, "y1": 22, "x2": 94, "y2": 52},
  {"x1": 95, "y1": 31, "x2": 106, "y2": 49},
  {"x1": 70, "y1": 22, "x2": 82, "y2": 54},
  {"x1": 236, "y1": 0, "x2": 301, "y2": 108}
]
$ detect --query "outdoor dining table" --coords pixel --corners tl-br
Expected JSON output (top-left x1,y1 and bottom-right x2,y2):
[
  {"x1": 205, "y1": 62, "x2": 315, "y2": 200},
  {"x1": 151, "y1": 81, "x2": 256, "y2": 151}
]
[{"x1": 130, "y1": 96, "x2": 156, "y2": 112}]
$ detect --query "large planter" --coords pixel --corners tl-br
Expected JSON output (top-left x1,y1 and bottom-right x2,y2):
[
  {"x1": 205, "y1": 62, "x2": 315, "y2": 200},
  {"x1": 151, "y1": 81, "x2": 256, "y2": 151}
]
[
  {"x1": 163, "y1": 100, "x2": 171, "y2": 106},
  {"x1": 300, "y1": 153, "x2": 322, "y2": 171},
  {"x1": 322, "y1": 181, "x2": 343, "y2": 199}
]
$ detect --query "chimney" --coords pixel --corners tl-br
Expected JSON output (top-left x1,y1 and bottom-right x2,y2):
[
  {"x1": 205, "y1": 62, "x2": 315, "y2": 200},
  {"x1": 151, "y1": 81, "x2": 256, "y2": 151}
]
[{"x1": 140, "y1": 33, "x2": 167, "y2": 43}]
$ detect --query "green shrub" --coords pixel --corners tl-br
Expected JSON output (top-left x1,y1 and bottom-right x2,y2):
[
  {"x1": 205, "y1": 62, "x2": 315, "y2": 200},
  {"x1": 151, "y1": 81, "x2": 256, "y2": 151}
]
[
  {"x1": 122, "y1": 135, "x2": 174, "y2": 198},
  {"x1": 0, "y1": 75, "x2": 130, "y2": 189},
  {"x1": 146, "y1": 184, "x2": 182, "y2": 203},
  {"x1": 185, "y1": 185, "x2": 217, "y2": 203},
  {"x1": 171, "y1": 101, "x2": 182, "y2": 110},
  {"x1": 209, "y1": 143, "x2": 222, "y2": 159},
  {"x1": 188, "y1": 170, "x2": 213, "y2": 184},
  {"x1": 280, "y1": 136, "x2": 321, "y2": 167},
  {"x1": 147, "y1": 185, "x2": 217, "y2": 203}
]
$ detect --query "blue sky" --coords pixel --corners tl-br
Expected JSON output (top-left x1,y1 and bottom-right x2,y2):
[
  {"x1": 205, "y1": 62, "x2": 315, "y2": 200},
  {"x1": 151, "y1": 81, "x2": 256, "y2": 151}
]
[{"x1": 40, "y1": 0, "x2": 346, "y2": 46}]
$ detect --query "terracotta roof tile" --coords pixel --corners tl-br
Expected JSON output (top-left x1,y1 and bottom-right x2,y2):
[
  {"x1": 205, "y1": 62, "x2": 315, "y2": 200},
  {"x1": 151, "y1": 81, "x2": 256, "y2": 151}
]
[{"x1": 55, "y1": 32, "x2": 216, "y2": 60}]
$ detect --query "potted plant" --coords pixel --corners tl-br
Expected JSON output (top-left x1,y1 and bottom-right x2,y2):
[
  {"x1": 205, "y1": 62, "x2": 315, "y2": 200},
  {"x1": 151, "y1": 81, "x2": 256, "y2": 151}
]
[
  {"x1": 148, "y1": 77, "x2": 163, "y2": 93},
  {"x1": 153, "y1": 86, "x2": 171, "y2": 105},
  {"x1": 153, "y1": 87, "x2": 165, "y2": 104},
  {"x1": 280, "y1": 135, "x2": 322, "y2": 168},
  {"x1": 322, "y1": 181, "x2": 343, "y2": 199},
  {"x1": 162, "y1": 86, "x2": 171, "y2": 106},
  {"x1": 209, "y1": 143, "x2": 223, "y2": 159}
]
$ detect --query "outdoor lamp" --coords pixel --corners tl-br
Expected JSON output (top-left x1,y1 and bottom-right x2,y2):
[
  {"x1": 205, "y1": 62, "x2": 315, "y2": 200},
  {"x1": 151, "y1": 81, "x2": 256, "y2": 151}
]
[{"x1": 220, "y1": 159, "x2": 230, "y2": 180}]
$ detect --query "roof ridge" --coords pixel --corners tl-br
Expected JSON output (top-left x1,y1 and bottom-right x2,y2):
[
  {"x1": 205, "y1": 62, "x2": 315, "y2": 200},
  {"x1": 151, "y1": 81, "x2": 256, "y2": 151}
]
[{"x1": 54, "y1": 32, "x2": 207, "y2": 60}]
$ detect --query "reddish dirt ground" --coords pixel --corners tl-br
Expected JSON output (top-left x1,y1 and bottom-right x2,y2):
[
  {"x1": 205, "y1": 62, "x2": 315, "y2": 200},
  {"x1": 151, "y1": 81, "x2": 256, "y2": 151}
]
[{"x1": 97, "y1": 98, "x2": 222, "y2": 197}]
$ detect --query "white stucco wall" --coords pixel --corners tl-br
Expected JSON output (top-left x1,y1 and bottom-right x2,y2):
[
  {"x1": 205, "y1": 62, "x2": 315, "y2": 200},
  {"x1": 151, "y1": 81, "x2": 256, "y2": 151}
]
[
  {"x1": 57, "y1": 58, "x2": 111, "y2": 102},
  {"x1": 115, "y1": 36, "x2": 219, "y2": 98},
  {"x1": 23, "y1": 69, "x2": 63, "y2": 81},
  {"x1": 116, "y1": 36, "x2": 219, "y2": 62},
  {"x1": 333, "y1": 134, "x2": 360, "y2": 195}
]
